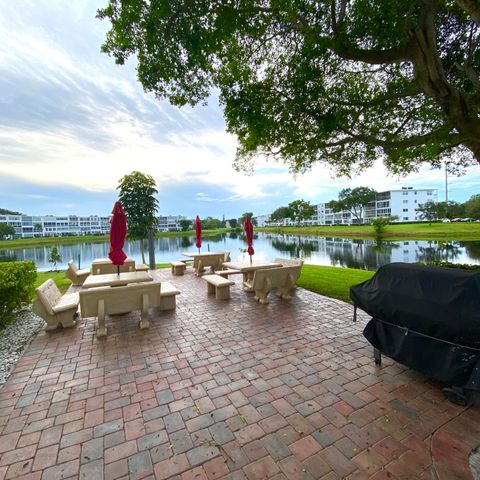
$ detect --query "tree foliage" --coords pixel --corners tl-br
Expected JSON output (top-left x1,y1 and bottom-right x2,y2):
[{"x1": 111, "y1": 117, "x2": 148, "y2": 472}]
[
  {"x1": 0, "y1": 223, "x2": 15, "y2": 240},
  {"x1": 202, "y1": 217, "x2": 224, "y2": 230},
  {"x1": 117, "y1": 171, "x2": 159, "y2": 262},
  {"x1": 239, "y1": 212, "x2": 257, "y2": 226},
  {"x1": 464, "y1": 194, "x2": 480, "y2": 218},
  {"x1": 0, "y1": 208, "x2": 22, "y2": 215},
  {"x1": 436, "y1": 200, "x2": 466, "y2": 219},
  {"x1": 288, "y1": 200, "x2": 316, "y2": 225},
  {"x1": 329, "y1": 187, "x2": 377, "y2": 223},
  {"x1": 227, "y1": 218, "x2": 238, "y2": 228},
  {"x1": 179, "y1": 219, "x2": 192, "y2": 231},
  {"x1": 270, "y1": 206, "x2": 292, "y2": 222},
  {"x1": 48, "y1": 246, "x2": 62, "y2": 271},
  {"x1": 371, "y1": 217, "x2": 391, "y2": 236},
  {"x1": 99, "y1": 1, "x2": 480, "y2": 176},
  {"x1": 416, "y1": 201, "x2": 438, "y2": 224}
]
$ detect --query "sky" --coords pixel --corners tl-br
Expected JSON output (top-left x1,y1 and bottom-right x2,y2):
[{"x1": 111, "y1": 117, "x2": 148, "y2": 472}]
[{"x1": 1, "y1": 0, "x2": 479, "y2": 220}]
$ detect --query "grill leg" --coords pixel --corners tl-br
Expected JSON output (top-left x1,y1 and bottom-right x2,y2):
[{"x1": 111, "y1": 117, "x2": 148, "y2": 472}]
[
  {"x1": 373, "y1": 348, "x2": 382, "y2": 365},
  {"x1": 353, "y1": 305, "x2": 357, "y2": 322}
]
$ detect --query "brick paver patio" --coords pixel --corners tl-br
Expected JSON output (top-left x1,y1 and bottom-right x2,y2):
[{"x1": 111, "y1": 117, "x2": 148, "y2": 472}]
[{"x1": 0, "y1": 267, "x2": 479, "y2": 480}]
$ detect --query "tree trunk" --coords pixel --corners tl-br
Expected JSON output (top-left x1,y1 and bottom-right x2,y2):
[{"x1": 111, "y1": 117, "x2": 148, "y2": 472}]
[
  {"x1": 140, "y1": 239, "x2": 146, "y2": 264},
  {"x1": 410, "y1": 2, "x2": 480, "y2": 160},
  {"x1": 455, "y1": 0, "x2": 480, "y2": 24}
]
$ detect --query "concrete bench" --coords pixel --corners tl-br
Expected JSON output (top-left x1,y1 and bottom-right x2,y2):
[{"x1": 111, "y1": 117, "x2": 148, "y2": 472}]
[
  {"x1": 32, "y1": 279, "x2": 79, "y2": 330},
  {"x1": 92, "y1": 258, "x2": 136, "y2": 275},
  {"x1": 193, "y1": 254, "x2": 225, "y2": 276},
  {"x1": 203, "y1": 274, "x2": 235, "y2": 300},
  {"x1": 159, "y1": 281, "x2": 181, "y2": 310},
  {"x1": 250, "y1": 265, "x2": 303, "y2": 304},
  {"x1": 217, "y1": 269, "x2": 242, "y2": 278},
  {"x1": 65, "y1": 259, "x2": 90, "y2": 286},
  {"x1": 171, "y1": 261, "x2": 187, "y2": 276},
  {"x1": 135, "y1": 263, "x2": 149, "y2": 272},
  {"x1": 274, "y1": 258, "x2": 304, "y2": 268},
  {"x1": 79, "y1": 281, "x2": 180, "y2": 337}
]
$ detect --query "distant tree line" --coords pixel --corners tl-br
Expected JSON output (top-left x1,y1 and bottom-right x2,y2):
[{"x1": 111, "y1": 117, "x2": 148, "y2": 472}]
[{"x1": 416, "y1": 195, "x2": 480, "y2": 222}]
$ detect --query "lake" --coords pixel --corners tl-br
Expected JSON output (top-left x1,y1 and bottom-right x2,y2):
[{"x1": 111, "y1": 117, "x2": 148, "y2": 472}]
[{"x1": 1, "y1": 232, "x2": 479, "y2": 272}]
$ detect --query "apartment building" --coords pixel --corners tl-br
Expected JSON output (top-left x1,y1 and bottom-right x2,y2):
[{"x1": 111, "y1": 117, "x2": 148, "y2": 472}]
[
  {"x1": 157, "y1": 215, "x2": 186, "y2": 232},
  {"x1": 0, "y1": 213, "x2": 189, "y2": 238},
  {"x1": 258, "y1": 187, "x2": 438, "y2": 226},
  {"x1": 0, "y1": 214, "x2": 111, "y2": 238}
]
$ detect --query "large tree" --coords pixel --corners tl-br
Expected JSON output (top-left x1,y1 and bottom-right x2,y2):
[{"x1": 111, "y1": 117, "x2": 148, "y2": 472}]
[
  {"x1": 99, "y1": 1, "x2": 480, "y2": 176},
  {"x1": 416, "y1": 200, "x2": 439, "y2": 223},
  {"x1": 464, "y1": 194, "x2": 480, "y2": 218},
  {"x1": 270, "y1": 206, "x2": 292, "y2": 223},
  {"x1": 329, "y1": 187, "x2": 377, "y2": 223},
  {"x1": 0, "y1": 223, "x2": 15, "y2": 240},
  {"x1": 117, "y1": 171, "x2": 159, "y2": 264},
  {"x1": 288, "y1": 200, "x2": 316, "y2": 225}
]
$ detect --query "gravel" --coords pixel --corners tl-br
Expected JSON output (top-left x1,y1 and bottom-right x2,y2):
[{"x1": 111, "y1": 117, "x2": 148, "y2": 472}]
[{"x1": 0, "y1": 308, "x2": 44, "y2": 385}]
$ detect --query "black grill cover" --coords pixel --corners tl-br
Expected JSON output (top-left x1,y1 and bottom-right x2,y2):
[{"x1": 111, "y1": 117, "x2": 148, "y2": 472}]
[{"x1": 350, "y1": 263, "x2": 480, "y2": 390}]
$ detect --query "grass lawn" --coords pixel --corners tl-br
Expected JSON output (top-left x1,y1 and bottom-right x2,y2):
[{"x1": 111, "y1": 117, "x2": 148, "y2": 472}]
[
  {"x1": 35, "y1": 271, "x2": 72, "y2": 295},
  {"x1": 297, "y1": 264, "x2": 374, "y2": 303},
  {"x1": 260, "y1": 222, "x2": 480, "y2": 240}
]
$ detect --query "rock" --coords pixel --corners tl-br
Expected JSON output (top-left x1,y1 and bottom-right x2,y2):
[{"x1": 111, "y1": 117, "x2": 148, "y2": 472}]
[{"x1": 0, "y1": 307, "x2": 43, "y2": 384}]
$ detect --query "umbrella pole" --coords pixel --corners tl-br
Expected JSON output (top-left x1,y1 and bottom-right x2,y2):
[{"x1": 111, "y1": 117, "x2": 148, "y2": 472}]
[
  {"x1": 117, "y1": 265, "x2": 120, "y2": 276},
  {"x1": 249, "y1": 255, "x2": 252, "y2": 266}
]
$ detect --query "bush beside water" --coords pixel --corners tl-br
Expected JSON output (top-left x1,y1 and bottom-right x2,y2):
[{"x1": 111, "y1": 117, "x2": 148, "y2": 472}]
[
  {"x1": 0, "y1": 261, "x2": 37, "y2": 326},
  {"x1": 422, "y1": 261, "x2": 480, "y2": 270}
]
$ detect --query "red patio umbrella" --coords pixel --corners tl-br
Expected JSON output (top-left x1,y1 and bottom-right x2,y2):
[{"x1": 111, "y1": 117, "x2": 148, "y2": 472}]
[
  {"x1": 195, "y1": 216, "x2": 202, "y2": 253},
  {"x1": 243, "y1": 216, "x2": 254, "y2": 265},
  {"x1": 108, "y1": 201, "x2": 127, "y2": 275}
]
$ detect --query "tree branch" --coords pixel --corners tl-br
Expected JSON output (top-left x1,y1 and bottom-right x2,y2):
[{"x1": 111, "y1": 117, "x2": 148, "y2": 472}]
[
  {"x1": 455, "y1": 0, "x2": 480, "y2": 24},
  {"x1": 330, "y1": 128, "x2": 463, "y2": 150},
  {"x1": 332, "y1": 86, "x2": 421, "y2": 107}
]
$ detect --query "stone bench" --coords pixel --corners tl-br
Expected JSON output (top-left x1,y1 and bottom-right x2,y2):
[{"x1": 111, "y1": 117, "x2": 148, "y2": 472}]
[
  {"x1": 193, "y1": 254, "x2": 225, "y2": 276},
  {"x1": 203, "y1": 274, "x2": 235, "y2": 300},
  {"x1": 171, "y1": 261, "x2": 187, "y2": 276},
  {"x1": 79, "y1": 281, "x2": 180, "y2": 337},
  {"x1": 65, "y1": 259, "x2": 90, "y2": 286},
  {"x1": 32, "y1": 279, "x2": 79, "y2": 330},
  {"x1": 159, "y1": 281, "x2": 181, "y2": 310},
  {"x1": 250, "y1": 265, "x2": 303, "y2": 304},
  {"x1": 217, "y1": 269, "x2": 242, "y2": 278},
  {"x1": 135, "y1": 263, "x2": 150, "y2": 272},
  {"x1": 92, "y1": 258, "x2": 136, "y2": 275}
]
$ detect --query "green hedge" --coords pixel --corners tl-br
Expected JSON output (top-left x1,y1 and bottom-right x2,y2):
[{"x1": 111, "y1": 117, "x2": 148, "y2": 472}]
[
  {"x1": 421, "y1": 261, "x2": 480, "y2": 270},
  {"x1": 0, "y1": 261, "x2": 37, "y2": 325}
]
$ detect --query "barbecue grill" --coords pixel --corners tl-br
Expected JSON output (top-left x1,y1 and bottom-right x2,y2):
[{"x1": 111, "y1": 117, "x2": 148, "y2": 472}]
[{"x1": 350, "y1": 262, "x2": 480, "y2": 405}]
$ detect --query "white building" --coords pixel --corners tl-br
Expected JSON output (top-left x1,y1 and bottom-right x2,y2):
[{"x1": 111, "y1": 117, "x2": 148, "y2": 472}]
[
  {"x1": 0, "y1": 214, "x2": 111, "y2": 239},
  {"x1": 0, "y1": 213, "x2": 191, "y2": 238},
  {"x1": 157, "y1": 215, "x2": 187, "y2": 232},
  {"x1": 368, "y1": 187, "x2": 438, "y2": 223},
  {"x1": 258, "y1": 187, "x2": 438, "y2": 226}
]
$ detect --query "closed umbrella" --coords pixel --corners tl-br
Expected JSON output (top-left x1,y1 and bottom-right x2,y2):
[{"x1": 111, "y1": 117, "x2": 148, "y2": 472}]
[
  {"x1": 244, "y1": 216, "x2": 254, "y2": 265},
  {"x1": 195, "y1": 216, "x2": 202, "y2": 253},
  {"x1": 108, "y1": 201, "x2": 127, "y2": 275}
]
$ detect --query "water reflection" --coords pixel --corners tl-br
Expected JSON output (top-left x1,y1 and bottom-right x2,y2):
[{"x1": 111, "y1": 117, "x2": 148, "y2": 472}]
[{"x1": 0, "y1": 233, "x2": 479, "y2": 271}]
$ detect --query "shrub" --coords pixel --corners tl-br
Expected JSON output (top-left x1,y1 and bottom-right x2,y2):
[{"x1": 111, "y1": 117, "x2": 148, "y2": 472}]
[
  {"x1": 371, "y1": 217, "x2": 390, "y2": 236},
  {"x1": 0, "y1": 261, "x2": 37, "y2": 325},
  {"x1": 420, "y1": 261, "x2": 480, "y2": 270}
]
